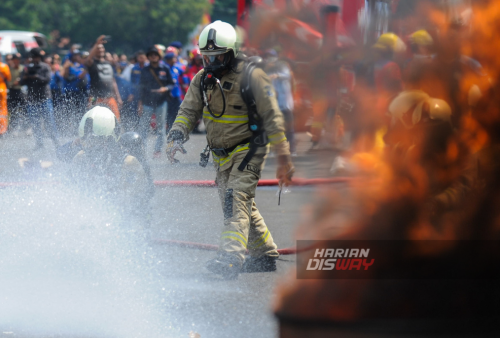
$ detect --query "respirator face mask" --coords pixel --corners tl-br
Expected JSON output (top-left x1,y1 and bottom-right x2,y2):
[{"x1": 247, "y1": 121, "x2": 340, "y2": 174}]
[
  {"x1": 201, "y1": 28, "x2": 234, "y2": 86},
  {"x1": 202, "y1": 53, "x2": 232, "y2": 80}
]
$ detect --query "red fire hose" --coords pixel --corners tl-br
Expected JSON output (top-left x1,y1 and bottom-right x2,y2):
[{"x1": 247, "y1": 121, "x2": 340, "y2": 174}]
[
  {"x1": 0, "y1": 177, "x2": 353, "y2": 188},
  {"x1": 154, "y1": 177, "x2": 353, "y2": 187},
  {"x1": 151, "y1": 238, "x2": 299, "y2": 255}
]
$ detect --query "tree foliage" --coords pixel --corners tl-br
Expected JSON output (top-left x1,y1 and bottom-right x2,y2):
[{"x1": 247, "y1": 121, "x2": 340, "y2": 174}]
[
  {"x1": 211, "y1": 0, "x2": 237, "y2": 25},
  {"x1": 0, "y1": 0, "x2": 210, "y2": 53}
]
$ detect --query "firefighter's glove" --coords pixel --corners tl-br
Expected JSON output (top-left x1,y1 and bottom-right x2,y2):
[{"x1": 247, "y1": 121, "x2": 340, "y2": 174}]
[
  {"x1": 166, "y1": 130, "x2": 187, "y2": 164},
  {"x1": 276, "y1": 155, "x2": 295, "y2": 187}
]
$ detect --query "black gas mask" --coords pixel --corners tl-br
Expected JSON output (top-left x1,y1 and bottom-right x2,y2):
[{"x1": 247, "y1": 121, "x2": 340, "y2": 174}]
[{"x1": 202, "y1": 52, "x2": 233, "y2": 87}]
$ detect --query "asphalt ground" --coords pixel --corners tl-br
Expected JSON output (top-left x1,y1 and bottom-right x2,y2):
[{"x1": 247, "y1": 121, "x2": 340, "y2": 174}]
[{"x1": 0, "y1": 130, "x2": 344, "y2": 338}]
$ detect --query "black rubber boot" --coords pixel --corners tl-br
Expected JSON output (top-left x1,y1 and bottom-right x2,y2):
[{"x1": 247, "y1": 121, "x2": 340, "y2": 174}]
[
  {"x1": 206, "y1": 252, "x2": 242, "y2": 280},
  {"x1": 242, "y1": 255, "x2": 277, "y2": 273}
]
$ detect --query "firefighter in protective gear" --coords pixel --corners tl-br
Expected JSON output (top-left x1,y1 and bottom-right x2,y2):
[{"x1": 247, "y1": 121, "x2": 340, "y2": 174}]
[
  {"x1": 373, "y1": 33, "x2": 407, "y2": 54},
  {"x1": 388, "y1": 90, "x2": 452, "y2": 130},
  {"x1": 166, "y1": 20, "x2": 295, "y2": 278},
  {"x1": 372, "y1": 33, "x2": 405, "y2": 117},
  {"x1": 387, "y1": 91, "x2": 478, "y2": 217},
  {"x1": 71, "y1": 106, "x2": 150, "y2": 232},
  {"x1": 409, "y1": 30, "x2": 433, "y2": 48}
]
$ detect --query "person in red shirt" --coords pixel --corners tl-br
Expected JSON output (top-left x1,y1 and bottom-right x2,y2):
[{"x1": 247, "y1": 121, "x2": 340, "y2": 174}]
[{"x1": 186, "y1": 48, "x2": 203, "y2": 83}]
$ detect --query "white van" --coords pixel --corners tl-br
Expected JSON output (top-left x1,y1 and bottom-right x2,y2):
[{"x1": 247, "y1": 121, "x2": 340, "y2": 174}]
[{"x1": 0, "y1": 31, "x2": 48, "y2": 59}]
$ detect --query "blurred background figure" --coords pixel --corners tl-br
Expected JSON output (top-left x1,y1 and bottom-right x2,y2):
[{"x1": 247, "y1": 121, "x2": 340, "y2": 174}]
[
  {"x1": 186, "y1": 48, "x2": 203, "y2": 83},
  {"x1": 124, "y1": 50, "x2": 148, "y2": 132},
  {"x1": 138, "y1": 45, "x2": 174, "y2": 158},
  {"x1": 164, "y1": 47, "x2": 182, "y2": 134},
  {"x1": 185, "y1": 48, "x2": 204, "y2": 133},
  {"x1": 45, "y1": 54, "x2": 64, "y2": 131},
  {"x1": 120, "y1": 54, "x2": 135, "y2": 82},
  {"x1": 117, "y1": 53, "x2": 129, "y2": 75},
  {"x1": 264, "y1": 49, "x2": 296, "y2": 155},
  {"x1": 85, "y1": 35, "x2": 122, "y2": 121},
  {"x1": 367, "y1": 33, "x2": 405, "y2": 122},
  {"x1": 403, "y1": 29, "x2": 435, "y2": 92},
  {"x1": 169, "y1": 41, "x2": 187, "y2": 68},
  {"x1": 0, "y1": 52, "x2": 11, "y2": 135},
  {"x1": 21, "y1": 48, "x2": 59, "y2": 151},
  {"x1": 62, "y1": 49, "x2": 90, "y2": 135},
  {"x1": 6, "y1": 53, "x2": 26, "y2": 135},
  {"x1": 114, "y1": 65, "x2": 135, "y2": 132}
]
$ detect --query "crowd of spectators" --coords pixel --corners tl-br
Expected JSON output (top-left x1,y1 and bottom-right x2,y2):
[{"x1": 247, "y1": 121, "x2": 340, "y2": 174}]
[
  {"x1": 0, "y1": 37, "x2": 299, "y2": 160},
  {"x1": 0, "y1": 36, "x2": 205, "y2": 154}
]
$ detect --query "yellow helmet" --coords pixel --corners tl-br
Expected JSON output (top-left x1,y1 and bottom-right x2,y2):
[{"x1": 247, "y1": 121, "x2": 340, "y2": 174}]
[
  {"x1": 468, "y1": 84, "x2": 482, "y2": 107},
  {"x1": 373, "y1": 33, "x2": 406, "y2": 53},
  {"x1": 389, "y1": 90, "x2": 430, "y2": 128},
  {"x1": 389, "y1": 90, "x2": 451, "y2": 128},
  {"x1": 414, "y1": 98, "x2": 452, "y2": 124},
  {"x1": 410, "y1": 30, "x2": 433, "y2": 46}
]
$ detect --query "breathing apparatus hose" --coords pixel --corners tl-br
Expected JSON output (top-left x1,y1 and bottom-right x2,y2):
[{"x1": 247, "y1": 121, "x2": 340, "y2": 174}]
[{"x1": 202, "y1": 74, "x2": 226, "y2": 119}]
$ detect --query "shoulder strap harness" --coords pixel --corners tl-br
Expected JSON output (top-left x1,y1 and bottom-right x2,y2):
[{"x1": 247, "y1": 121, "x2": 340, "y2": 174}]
[{"x1": 237, "y1": 56, "x2": 268, "y2": 171}]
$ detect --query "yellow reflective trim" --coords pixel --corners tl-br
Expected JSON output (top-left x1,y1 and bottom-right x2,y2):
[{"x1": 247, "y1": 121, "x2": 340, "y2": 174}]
[
  {"x1": 210, "y1": 143, "x2": 250, "y2": 166},
  {"x1": 203, "y1": 113, "x2": 249, "y2": 124},
  {"x1": 269, "y1": 132, "x2": 285, "y2": 140},
  {"x1": 222, "y1": 231, "x2": 248, "y2": 244},
  {"x1": 176, "y1": 120, "x2": 191, "y2": 128},
  {"x1": 219, "y1": 145, "x2": 249, "y2": 166},
  {"x1": 221, "y1": 236, "x2": 248, "y2": 248},
  {"x1": 203, "y1": 112, "x2": 248, "y2": 119},
  {"x1": 204, "y1": 118, "x2": 248, "y2": 124},
  {"x1": 270, "y1": 136, "x2": 287, "y2": 145},
  {"x1": 249, "y1": 230, "x2": 270, "y2": 249},
  {"x1": 269, "y1": 132, "x2": 287, "y2": 145},
  {"x1": 174, "y1": 116, "x2": 191, "y2": 128}
]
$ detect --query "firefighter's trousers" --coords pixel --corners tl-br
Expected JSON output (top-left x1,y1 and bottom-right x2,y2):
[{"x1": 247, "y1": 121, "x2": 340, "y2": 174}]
[{"x1": 215, "y1": 151, "x2": 279, "y2": 264}]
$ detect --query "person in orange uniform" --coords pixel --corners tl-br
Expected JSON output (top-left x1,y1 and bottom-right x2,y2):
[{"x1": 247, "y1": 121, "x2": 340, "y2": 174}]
[{"x1": 0, "y1": 56, "x2": 12, "y2": 134}]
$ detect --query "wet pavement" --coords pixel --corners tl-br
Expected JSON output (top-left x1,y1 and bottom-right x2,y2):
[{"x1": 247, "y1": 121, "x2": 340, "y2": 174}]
[{"x1": 0, "y1": 131, "x2": 341, "y2": 338}]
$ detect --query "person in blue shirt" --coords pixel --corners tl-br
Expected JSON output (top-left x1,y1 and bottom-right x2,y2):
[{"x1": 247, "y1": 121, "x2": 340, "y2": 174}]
[
  {"x1": 47, "y1": 56, "x2": 64, "y2": 109},
  {"x1": 169, "y1": 41, "x2": 187, "y2": 69},
  {"x1": 115, "y1": 73, "x2": 135, "y2": 131},
  {"x1": 138, "y1": 46, "x2": 174, "y2": 158},
  {"x1": 128, "y1": 50, "x2": 148, "y2": 130},
  {"x1": 62, "y1": 50, "x2": 90, "y2": 135},
  {"x1": 264, "y1": 49, "x2": 296, "y2": 154},
  {"x1": 44, "y1": 55, "x2": 65, "y2": 133},
  {"x1": 164, "y1": 51, "x2": 182, "y2": 134}
]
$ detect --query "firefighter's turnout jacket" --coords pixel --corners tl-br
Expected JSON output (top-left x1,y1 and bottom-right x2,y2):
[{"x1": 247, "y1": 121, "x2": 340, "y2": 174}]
[
  {"x1": 170, "y1": 60, "x2": 290, "y2": 171},
  {"x1": 170, "y1": 59, "x2": 290, "y2": 263}
]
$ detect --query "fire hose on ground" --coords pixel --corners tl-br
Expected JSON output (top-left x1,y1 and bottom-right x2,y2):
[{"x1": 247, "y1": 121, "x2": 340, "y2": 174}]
[
  {"x1": 151, "y1": 239, "x2": 299, "y2": 255},
  {"x1": 0, "y1": 177, "x2": 353, "y2": 255},
  {"x1": 0, "y1": 177, "x2": 353, "y2": 188}
]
